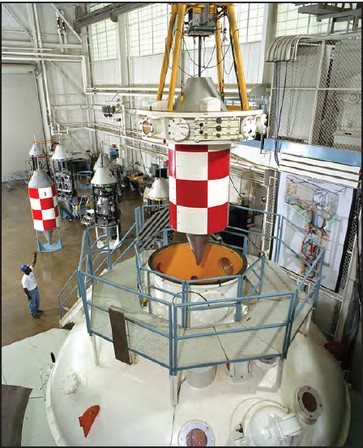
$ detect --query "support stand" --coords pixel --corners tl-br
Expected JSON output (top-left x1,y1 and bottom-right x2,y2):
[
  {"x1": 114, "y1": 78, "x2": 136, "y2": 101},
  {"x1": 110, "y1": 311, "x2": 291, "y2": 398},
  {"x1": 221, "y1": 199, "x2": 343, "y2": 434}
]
[{"x1": 36, "y1": 228, "x2": 63, "y2": 252}]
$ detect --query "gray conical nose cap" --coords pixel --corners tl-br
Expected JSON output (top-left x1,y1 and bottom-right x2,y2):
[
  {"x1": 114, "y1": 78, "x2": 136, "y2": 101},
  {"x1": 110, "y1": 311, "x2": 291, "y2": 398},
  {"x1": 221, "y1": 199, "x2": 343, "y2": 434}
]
[
  {"x1": 186, "y1": 234, "x2": 209, "y2": 265},
  {"x1": 94, "y1": 154, "x2": 111, "y2": 170},
  {"x1": 173, "y1": 77, "x2": 227, "y2": 112},
  {"x1": 146, "y1": 178, "x2": 169, "y2": 200},
  {"x1": 28, "y1": 170, "x2": 55, "y2": 189},
  {"x1": 51, "y1": 144, "x2": 71, "y2": 161},
  {"x1": 29, "y1": 143, "x2": 42, "y2": 157},
  {"x1": 91, "y1": 166, "x2": 116, "y2": 185}
]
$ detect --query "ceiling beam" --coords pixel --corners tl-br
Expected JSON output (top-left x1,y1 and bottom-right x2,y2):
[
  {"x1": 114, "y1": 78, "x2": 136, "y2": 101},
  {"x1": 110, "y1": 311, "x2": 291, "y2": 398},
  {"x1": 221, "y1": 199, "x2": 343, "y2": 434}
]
[
  {"x1": 297, "y1": 2, "x2": 361, "y2": 17},
  {"x1": 73, "y1": 3, "x2": 150, "y2": 32}
]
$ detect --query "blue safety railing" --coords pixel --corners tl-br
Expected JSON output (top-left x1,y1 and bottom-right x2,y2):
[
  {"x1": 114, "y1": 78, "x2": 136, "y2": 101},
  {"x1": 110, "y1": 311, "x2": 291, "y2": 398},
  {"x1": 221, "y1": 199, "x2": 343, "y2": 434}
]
[
  {"x1": 67, "y1": 203, "x2": 326, "y2": 376},
  {"x1": 57, "y1": 203, "x2": 164, "y2": 319},
  {"x1": 76, "y1": 170, "x2": 93, "y2": 192},
  {"x1": 57, "y1": 219, "x2": 137, "y2": 319}
]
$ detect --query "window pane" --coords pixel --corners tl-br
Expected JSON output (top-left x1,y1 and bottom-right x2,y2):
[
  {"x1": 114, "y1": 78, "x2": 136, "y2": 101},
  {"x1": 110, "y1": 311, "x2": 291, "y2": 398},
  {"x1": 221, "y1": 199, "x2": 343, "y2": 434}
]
[
  {"x1": 90, "y1": 17, "x2": 118, "y2": 61},
  {"x1": 275, "y1": 3, "x2": 356, "y2": 37},
  {"x1": 127, "y1": 4, "x2": 170, "y2": 57},
  {"x1": 235, "y1": 3, "x2": 266, "y2": 42}
]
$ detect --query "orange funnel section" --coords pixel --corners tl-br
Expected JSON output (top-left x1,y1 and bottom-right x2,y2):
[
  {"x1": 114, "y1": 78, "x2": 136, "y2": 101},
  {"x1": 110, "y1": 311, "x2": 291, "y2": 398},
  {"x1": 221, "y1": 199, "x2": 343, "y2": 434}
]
[{"x1": 148, "y1": 243, "x2": 247, "y2": 283}]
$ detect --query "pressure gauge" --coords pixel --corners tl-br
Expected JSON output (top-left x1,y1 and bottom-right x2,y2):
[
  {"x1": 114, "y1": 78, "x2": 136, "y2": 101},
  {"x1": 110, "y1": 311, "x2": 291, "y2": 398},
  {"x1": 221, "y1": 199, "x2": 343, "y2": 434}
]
[
  {"x1": 168, "y1": 117, "x2": 190, "y2": 142},
  {"x1": 241, "y1": 116, "x2": 257, "y2": 140}
]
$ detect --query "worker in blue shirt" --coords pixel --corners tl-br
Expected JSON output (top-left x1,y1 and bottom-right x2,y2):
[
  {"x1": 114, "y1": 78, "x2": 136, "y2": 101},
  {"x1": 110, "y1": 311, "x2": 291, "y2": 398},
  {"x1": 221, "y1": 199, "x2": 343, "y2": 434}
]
[{"x1": 21, "y1": 251, "x2": 43, "y2": 318}]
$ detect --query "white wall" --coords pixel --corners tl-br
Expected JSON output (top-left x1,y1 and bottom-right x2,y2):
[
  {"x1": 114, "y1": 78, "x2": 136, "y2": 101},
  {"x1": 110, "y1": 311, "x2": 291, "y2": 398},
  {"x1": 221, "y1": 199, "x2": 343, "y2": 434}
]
[
  {"x1": 1, "y1": 66, "x2": 44, "y2": 181},
  {"x1": 1, "y1": 3, "x2": 92, "y2": 159},
  {"x1": 92, "y1": 60, "x2": 121, "y2": 85},
  {"x1": 128, "y1": 42, "x2": 263, "y2": 86},
  {"x1": 129, "y1": 53, "x2": 168, "y2": 85}
]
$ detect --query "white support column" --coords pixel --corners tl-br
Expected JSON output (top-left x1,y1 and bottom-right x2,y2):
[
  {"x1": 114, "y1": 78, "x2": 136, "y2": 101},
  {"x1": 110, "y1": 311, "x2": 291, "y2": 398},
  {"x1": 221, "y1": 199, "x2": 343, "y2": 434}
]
[
  {"x1": 28, "y1": 3, "x2": 52, "y2": 144},
  {"x1": 118, "y1": 14, "x2": 129, "y2": 87},
  {"x1": 261, "y1": 4, "x2": 278, "y2": 85},
  {"x1": 169, "y1": 373, "x2": 181, "y2": 406},
  {"x1": 91, "y1": 334, "x2": 99, "y2": 366},
  {"x1": 80, "y1": 8, "x2": 97, "y2": 152}
]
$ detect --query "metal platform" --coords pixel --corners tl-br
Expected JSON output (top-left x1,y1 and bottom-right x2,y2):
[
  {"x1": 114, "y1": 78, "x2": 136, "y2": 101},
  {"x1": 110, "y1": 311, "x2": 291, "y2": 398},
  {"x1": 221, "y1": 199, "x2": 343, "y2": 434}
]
[
  {"x1": 59, "y1": 203, "x2": 324, "y2": 375},
  {"x1": 89, "y1": 254, "x2": 312, "y2": 372}
]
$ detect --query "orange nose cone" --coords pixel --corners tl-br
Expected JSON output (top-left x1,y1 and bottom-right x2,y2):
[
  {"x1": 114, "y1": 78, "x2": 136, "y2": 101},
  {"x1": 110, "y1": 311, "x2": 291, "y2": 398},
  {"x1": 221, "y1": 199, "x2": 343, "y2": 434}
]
[{"x1": 148, "y1": 243, "x2": 247, "y2": 282}]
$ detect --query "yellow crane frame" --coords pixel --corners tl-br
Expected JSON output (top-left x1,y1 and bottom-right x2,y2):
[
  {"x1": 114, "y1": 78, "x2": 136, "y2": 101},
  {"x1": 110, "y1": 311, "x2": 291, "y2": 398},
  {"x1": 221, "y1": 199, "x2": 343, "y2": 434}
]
[{"x1": 156, "y1": 3, "x2": 249, "y2": 112}]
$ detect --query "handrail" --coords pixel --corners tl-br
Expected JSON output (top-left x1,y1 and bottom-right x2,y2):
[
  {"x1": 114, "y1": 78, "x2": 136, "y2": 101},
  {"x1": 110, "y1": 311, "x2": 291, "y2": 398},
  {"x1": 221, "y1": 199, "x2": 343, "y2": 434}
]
[
  {"x1": 59, "y1": 202, "x2": 326, "y2": 373},
  {"x1": 79, "y1": 262, "x2": 295, "y2": 374},
  {"x1": 57, "y1": 220, "x2": 137, "y2": 320}
]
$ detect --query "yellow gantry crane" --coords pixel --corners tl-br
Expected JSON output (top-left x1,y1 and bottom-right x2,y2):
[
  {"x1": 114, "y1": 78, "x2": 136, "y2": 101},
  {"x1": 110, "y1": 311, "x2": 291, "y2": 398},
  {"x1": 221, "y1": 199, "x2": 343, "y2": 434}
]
[{"x1": 156, "y1": 3, "x2": 249, "y2": 112}]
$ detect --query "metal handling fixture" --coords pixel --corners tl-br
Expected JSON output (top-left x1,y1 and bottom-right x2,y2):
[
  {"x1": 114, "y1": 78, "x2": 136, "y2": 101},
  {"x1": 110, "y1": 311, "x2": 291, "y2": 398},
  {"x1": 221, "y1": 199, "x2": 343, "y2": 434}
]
[
  {"x1": 138, "y1": 3, "x2": 263, "y2": 264},
  {"x1": 94, "y1": 151, "x2": 123, "y2": 200},
  {"x1": 91, "y1": 162, "x2": 121, "y2": 249},
  {"x1": 51, "y1": 144, "x2": 75, "y2": 198},
  {"x1": 143, "y1": 176, "x2": 169, "y2": 212},
  {"x1": 51, "y1": 144, "x2": 76, "y2": 219},
  {"x1": 28, "y1": 136, "x2": 51, "y2": 177},
  {"x1": 29, "y1": 141, "x2": 44, "y2": 171},
  {"x1": 93, "y1": 153, "x2": 112, "y2": 171},
  {"x1": 51, "y1": 144, "x2": 92, "y2": 221}
]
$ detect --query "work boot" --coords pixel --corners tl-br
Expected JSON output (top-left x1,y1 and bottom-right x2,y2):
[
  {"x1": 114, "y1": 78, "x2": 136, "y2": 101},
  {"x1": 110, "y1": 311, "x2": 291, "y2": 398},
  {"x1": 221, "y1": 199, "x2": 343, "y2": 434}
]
[
  {"x1": 32, "y1": 313, "x2": 40, "y2": 318},
  {"x1": 37, "y1": 309, "x2": 44, "y2": 313}
]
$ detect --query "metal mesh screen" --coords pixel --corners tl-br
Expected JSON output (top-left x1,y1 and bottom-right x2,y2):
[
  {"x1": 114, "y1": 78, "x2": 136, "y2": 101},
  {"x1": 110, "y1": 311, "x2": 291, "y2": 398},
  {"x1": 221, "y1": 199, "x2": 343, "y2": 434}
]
[
  {"x1": 268, "y1": 38, "x2": 361, "y2": 151},
  {"x1": 312, "y1": 288, "x2": 343, "y2": 340},
  {"x1": 339, "y1": 197, "x2": 360, "y2": 293},
  {"x1": 283, "y1": 266, "x2": 343, "y2": 340},
  {"x1": 262, "y1": 174, "x2": 278, "y2": 255}
]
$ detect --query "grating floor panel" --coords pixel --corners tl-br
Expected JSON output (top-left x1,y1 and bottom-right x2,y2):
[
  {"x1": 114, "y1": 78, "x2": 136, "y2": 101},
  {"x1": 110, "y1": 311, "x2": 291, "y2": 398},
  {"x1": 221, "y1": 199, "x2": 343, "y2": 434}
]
[{"x1": 90, "y1": 255, "x2": 312, "y2": 369}]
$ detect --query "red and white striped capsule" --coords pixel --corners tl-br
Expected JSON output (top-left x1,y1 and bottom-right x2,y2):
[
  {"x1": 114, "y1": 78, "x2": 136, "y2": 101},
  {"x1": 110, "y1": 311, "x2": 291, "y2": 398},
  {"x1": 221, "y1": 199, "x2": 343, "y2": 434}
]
[
  {"x1": 28, "y1": 170, "x2": 60, "y2": 233},
  {"x1": 168, "y1": 143, "x2": 230, "y2": 235}
]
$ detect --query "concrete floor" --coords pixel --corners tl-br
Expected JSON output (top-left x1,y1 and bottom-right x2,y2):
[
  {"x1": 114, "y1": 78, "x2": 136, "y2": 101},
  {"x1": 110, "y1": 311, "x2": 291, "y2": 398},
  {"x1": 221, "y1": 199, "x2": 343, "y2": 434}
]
[{"x1": 1, "y1": 183, "x2": 143, "y2": 346}]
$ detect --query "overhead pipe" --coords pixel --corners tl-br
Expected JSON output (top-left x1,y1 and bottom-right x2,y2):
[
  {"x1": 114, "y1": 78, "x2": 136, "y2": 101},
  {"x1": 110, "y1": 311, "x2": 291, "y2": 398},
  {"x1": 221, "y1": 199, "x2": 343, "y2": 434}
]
[
  {"x1": 63, "y1": 20, "x2": 68, "y2": 49},
  {"x1": 58, "y1": 121, "x2": 161, "y2": 147},
  {"x1": 83, "y1": 127, "x2": 254, "y2": 178},
  {"x1": 2, "y1": 50, "x2": 83, "y2": 59},
  {"x1": 2, "y1": 46, "x2": 54, "y2": 51},
  {"x1": 2, "y1": 40, "x2": 82, "y2": 49},
  {"x1": 2, "y1": 56, "x2": 83, "y2": 63},
  {"x1": 32, "y1": 3, "x2": 53, "y2": 140},
  {"x1": 80, "y1": 56, "x2": 88, "y2": 93},
  {"x1": 85, "y1": 91, "x2": 160, "y2": 98},
  {"x1": 56, "y1": 15, "x2": 64, "y2": 54},
  {"x1": 51, "y1": 104, "x2": 91, "y2": 110},
  {"x1": 87, "y1": 86, "x2": 162, "y2": 92},
  {"x1": 5, "y1": 50, "x2": 87, "y2": 89},
  {"x1": 85, "y1": 85, "x2": 242, "y2": 94}
]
